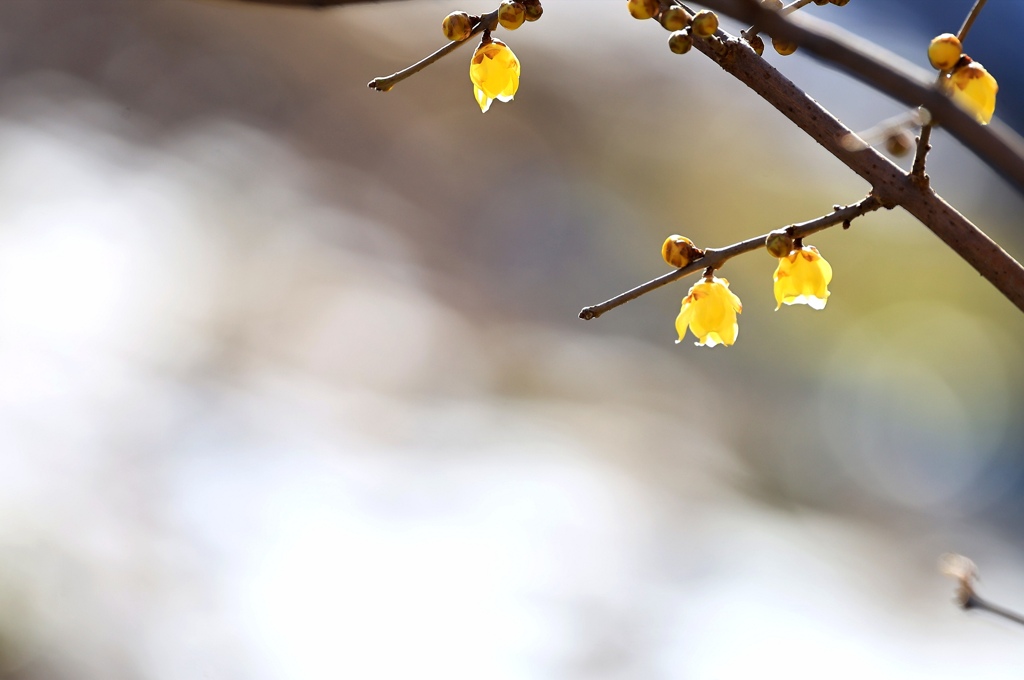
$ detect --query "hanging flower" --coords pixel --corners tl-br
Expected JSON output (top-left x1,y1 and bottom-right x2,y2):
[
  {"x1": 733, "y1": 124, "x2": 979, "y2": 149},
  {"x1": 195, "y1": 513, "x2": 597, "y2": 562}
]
[
  {"x1": 675, "y1": 276, "x2": 743, "y2": 347},
  {"x1": 949, "y1": 58, "x2": 998, "y2": 125},
  {"x1": 470, "y1": 38, "x2": 520, "y2": 113},
  {"x1": 773, "y1": 245, "x2": 832, "y2": 310}
]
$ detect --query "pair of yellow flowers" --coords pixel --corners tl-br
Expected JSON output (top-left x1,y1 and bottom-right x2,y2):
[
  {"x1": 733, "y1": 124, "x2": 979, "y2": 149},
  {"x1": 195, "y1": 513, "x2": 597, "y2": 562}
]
[{"x1": 676, "y1": 246, "x2": 832, "y2": 347}]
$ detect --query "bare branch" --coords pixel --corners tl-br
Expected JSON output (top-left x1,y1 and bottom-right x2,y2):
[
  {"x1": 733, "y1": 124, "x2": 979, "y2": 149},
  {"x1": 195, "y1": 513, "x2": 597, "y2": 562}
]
[
  {"x1": 579, "y1": 197, "x2": 881, "y2": 320},
  {"x1": 368, "y1": 11, "x2": 499, "y2": 92},
  {"x1": 940, "y1": 553, "x2": 1024, "y2": 629}
]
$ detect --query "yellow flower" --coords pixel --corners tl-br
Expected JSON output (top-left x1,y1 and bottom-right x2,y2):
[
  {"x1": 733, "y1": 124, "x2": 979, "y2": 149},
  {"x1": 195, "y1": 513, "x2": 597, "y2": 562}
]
[
  {"x1": 773, "y1": 245, "x2": 832, "y2": 310},
  {"x1": 949, "y1": 60, "x2": 997, "y2": 124},
  {"x1": 675, "y1": 276, "x2": 742, "y2": 347},
  {"x1": 470, "y1": 39, "x2": 520, "y2": 113}
]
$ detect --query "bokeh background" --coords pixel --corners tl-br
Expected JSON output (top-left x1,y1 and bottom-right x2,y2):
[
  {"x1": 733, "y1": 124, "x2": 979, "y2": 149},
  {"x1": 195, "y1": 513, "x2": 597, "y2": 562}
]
[{"x1": 1, "y1": 0, "x2": 1023, "y2": 678}]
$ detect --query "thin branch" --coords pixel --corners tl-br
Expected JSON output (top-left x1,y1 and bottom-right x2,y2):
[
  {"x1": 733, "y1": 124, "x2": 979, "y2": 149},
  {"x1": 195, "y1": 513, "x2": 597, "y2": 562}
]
[
  {"x1": 578, "y1": 197, "x2": 881, "y2": 320},
  {"x1": 957, "y1": 0, "x2": 988, "y2": 42},
  {"x1": 940, "y1": 553, "x2": 1024, "y2": 629},
  {"x1": 964, "y1": 594, "x2": 1024, "y2": 628},
  {"x1": 368, "y1": 10, "x2": 499, "y2": 92},
  {"x1": 696, "y1": 0, "x2": 1024, "y2": 197},
  {"x1": 365, "y1": 14, "x2": 486, "y2": 92}
]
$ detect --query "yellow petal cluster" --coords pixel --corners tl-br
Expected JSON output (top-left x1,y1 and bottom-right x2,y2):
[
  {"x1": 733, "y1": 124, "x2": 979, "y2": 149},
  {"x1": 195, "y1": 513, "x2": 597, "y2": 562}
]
[
  {"x1": 675, "y1": 276, "x2": 742, "y2": 347},
  {"x1": 773, "y1": 245, "x2": 832, "y2": 310},
  {"x1": 470, "y1": 39, "x2": 520, "y2": 113},
  {"x1": 949, "y1": 61, "x2": 998, "y2": 125}
]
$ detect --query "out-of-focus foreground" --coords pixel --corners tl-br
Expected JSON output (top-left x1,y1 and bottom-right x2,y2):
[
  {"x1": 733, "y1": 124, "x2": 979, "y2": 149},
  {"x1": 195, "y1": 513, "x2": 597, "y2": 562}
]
[{"x1": 0, "y1": 1, "x2": 1023, "y2": 678}]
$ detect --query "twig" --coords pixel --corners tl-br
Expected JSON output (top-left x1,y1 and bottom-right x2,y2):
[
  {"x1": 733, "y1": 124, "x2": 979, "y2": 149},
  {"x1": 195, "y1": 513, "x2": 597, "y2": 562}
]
[
  {"x1": 744, "y1": 0, "x2": 813, "y2": 41},
  {"x1": 957, "y1": 0, "x2": 988, "y2": 43},
  {"x1": 843, "y1": 108, "x2": 929, "y2": 152},
  {"x1": 368, "y1": 11, "x2": 499, "y2": 92},
  {"x1": 964, "y1": 594, "x2": 1024, "y2": 628},
  {"x1": 940, "y1": 553, "x2": 1024, "y2": 629},
  {"x1": 578, "y1": 197, "x2": 880, "y2": 320},
  {"x1": 912, "y1": 0, "x2": 989, "y2": 178}
]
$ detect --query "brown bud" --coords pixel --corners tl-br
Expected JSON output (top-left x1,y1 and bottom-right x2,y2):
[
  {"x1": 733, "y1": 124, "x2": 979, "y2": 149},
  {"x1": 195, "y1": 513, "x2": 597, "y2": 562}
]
[
  {"x1": 690, "y1": 10, "x2": 719, "y2": 38},
  {"x1": 772, "y1": 37, "x2": 798, "y2": 56},
  {"x1": 522, "y1": 0, "x2": 543, "y2": 21},
  {"x1": 659, "y1": 6, "x2": 691, "y2": 32},
  {"x1": 668, "y1": 30, "x2": 693, "y2": 55},
  {"x1": 884, "y1": 129, "x2": 914, "y2": 157},
  {"x1": 747, "y1": 34, "x2": 765, "y2": 56},
  {"x1": 441, "y1": 11, "x2": 474, "y2": 42},
  {"x1": 662, "y1": 235, "x2": 702, "y2": 268},
  {"x1": 765, "y1": 230, "x2": 794, "y2": 258}
]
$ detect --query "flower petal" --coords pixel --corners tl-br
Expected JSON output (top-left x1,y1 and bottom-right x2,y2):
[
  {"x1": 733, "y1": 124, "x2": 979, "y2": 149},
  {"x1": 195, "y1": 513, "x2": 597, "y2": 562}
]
[
  {"x1": 474, "y1": 84, "x2": 492, "y2": 112},
  {"x1": 950, "y1": 61, "x2": 998, "y2": 124},
  {"x1": 675, "y1": 277, "x2": 741, "y2": 347}
]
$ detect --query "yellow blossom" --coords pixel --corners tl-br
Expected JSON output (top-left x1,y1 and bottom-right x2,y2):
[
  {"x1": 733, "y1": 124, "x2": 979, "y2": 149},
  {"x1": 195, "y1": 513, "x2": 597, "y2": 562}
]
[
  {"x1": 773, "y1": 245, "x2": 832, "y2": 310},
  {"x1": 927, "y1": 33, "x2": 962, "y2": 71},
  {"x1": 949, "y1": 60, "x2": 998, "y2": 125},
  {"x1": 675, "y1": 276, "x2": 742, "y2": 347},
  {"x1": 470, "y1": 39, "x2": 520, "y2": 113}
]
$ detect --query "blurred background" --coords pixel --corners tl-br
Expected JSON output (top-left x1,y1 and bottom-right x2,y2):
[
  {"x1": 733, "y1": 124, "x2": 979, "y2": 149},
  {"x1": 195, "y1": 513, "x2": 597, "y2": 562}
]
[{"x1": 0, "y1": 0, "x2": 1023, "y2": 678}]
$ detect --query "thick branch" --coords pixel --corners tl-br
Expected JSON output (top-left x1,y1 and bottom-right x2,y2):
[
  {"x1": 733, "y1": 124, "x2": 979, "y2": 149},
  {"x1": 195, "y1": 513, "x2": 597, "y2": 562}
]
[
  {"x1": 686, "y1": 32, "x2": 1024, "y2": 313},
  {"x1": 698, "y1": 0, "x2": 1024, "y2": 196}
]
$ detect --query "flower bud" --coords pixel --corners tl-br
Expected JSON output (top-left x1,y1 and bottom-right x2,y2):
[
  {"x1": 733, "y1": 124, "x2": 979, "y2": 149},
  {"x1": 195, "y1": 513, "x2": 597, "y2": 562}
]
[
  {"x1": 690, "y1": 10, "x2": 719, "y2": 38},
  {"x1": 442, "y1": 11, "x2": 474, "y2": 42},
  {"x1": 659, "y1": 6, "x2": 691, "y2": 32},
  {"x1": 498, "y1": 1, "x2": 526, "y2": 30},
  {"x1": 765, "y1": 230, "x2": 794, "y2": 258},
  {"x1": 668, "y1": 30, "x2": 693, "y2": 55},
  {"x1": 747, "y1": 34, "x2": 765, "y2": 56},
  {"x1": 662, "y1": 235, "x2": 701, "y2": 268},
  {"x1": 762, "y1": 0, "x2": 783, "y2": 10},
  {"x1": 928, "y1": 33, "x2": 962, "y2": 71},
  {"x1": 772, "y1": 37, "x2": 798, "y2": 56},
  {"x1": 884, "y1": 129, "x2": 914, "y2": 157},
  {"x1": 522, "y1": 0, "x2": 543, "y2": 21},
  {"x1": 829, "y1": 0, "x2": 850, "y2": 5},
  {"x1": 627, "y1": 0, "x2": 659, "y2": 20}
]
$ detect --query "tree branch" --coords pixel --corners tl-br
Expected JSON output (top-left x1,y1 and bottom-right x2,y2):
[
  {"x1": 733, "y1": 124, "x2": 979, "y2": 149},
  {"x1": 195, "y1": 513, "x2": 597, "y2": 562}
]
[
  {"x1": 579, "y1": 196, "x2": 881, "y2": 320},
  {"x1": 685, "y1": 26, "x2": 1024, "y2": 314},
  {"x1": 697, "y1": 0, "x2": 1024, "y2": 196}
]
